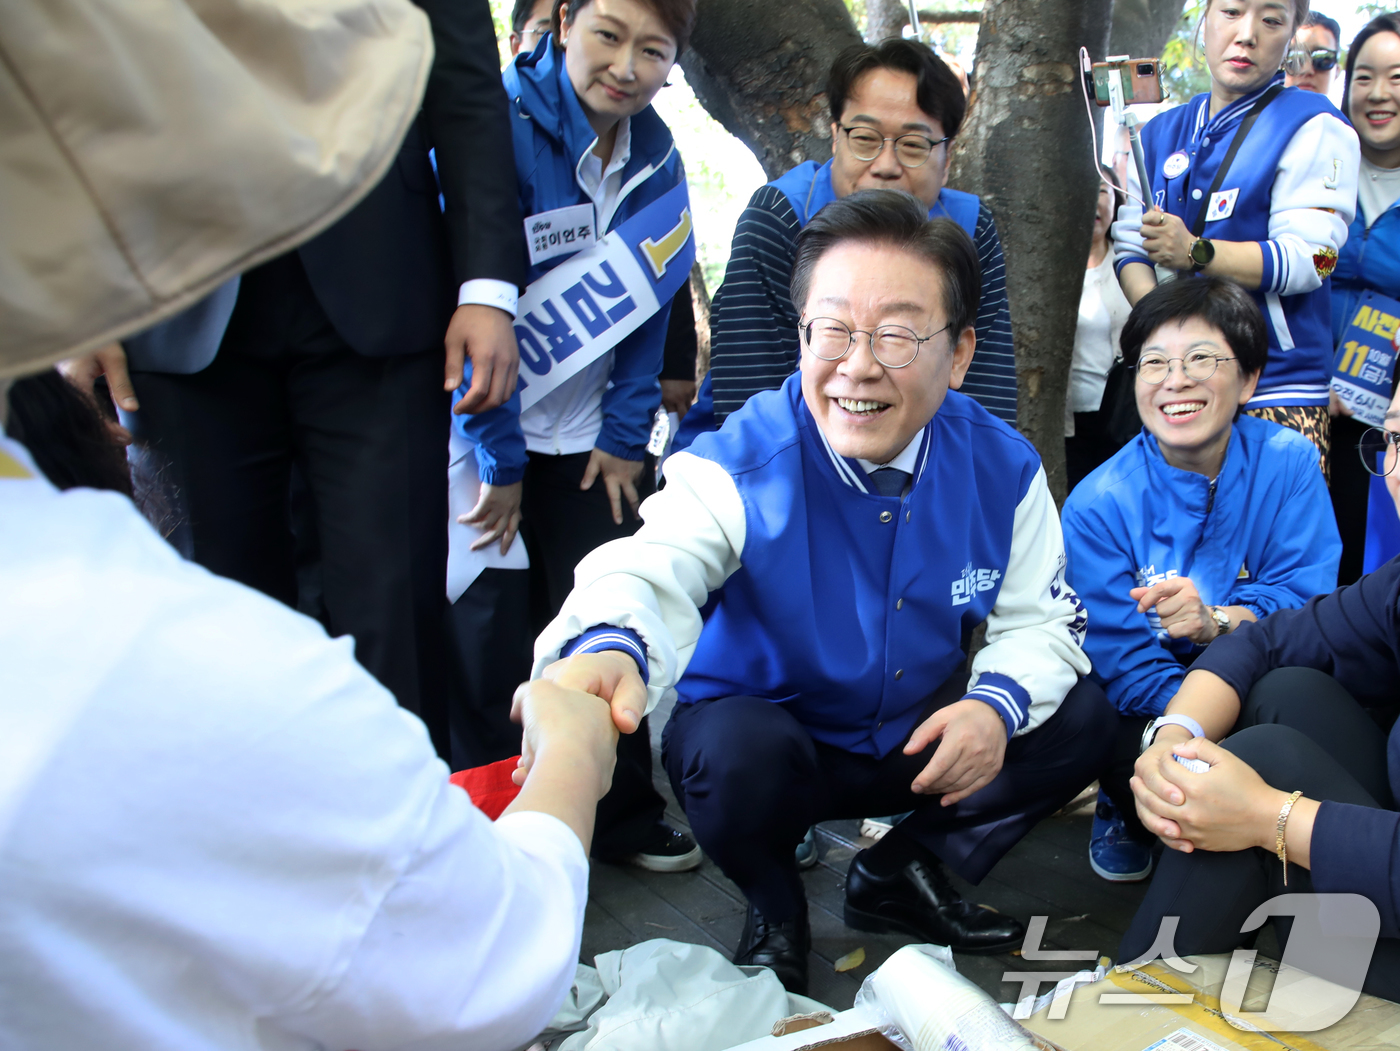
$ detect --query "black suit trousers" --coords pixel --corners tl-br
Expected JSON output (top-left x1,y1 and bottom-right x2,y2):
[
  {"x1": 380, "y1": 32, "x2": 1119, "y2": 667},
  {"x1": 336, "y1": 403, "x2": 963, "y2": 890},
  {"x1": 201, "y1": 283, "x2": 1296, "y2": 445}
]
[{"x1": 128, "y1": 254, "x2": 451, "y2": 754}]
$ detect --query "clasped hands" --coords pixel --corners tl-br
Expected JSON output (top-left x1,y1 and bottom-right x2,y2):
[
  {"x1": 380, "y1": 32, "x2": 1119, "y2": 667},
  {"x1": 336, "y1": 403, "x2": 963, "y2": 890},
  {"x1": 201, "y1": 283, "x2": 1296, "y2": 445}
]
[{"x1": 1131, "y1": 728, "x2": 1291, "y2": 855}]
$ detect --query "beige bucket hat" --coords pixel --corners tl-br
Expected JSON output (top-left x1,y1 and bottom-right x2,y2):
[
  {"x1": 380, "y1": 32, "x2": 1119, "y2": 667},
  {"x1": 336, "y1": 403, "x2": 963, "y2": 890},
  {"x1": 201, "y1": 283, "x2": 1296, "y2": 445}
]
[{"x1": 0, "y1": 0, "x2": 434, "y2": 379}]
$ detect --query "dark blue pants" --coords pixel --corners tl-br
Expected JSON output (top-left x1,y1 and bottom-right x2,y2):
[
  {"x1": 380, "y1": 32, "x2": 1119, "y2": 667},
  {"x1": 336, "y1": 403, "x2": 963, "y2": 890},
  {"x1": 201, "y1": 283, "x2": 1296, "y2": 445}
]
[{"x1": 662, "y1": 675, "x2": 1114, "y2": 921}]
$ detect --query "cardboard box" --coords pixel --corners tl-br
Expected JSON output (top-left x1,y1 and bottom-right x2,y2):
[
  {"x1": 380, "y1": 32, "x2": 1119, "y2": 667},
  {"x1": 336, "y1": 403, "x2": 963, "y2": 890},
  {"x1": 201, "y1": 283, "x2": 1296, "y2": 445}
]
[{"x1": 1022, "y1": 955, "x2": 1400, "y2": 1051}]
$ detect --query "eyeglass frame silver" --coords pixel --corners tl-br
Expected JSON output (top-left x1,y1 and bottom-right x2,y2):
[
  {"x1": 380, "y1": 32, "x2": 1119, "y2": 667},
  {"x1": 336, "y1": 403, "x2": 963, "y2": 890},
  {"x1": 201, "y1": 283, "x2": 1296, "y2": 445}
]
[
  {"x1": 837, "y1": 125, "x2": 951, "y2": 168},
  {"x1": 799, "y1": 315, "x2": 950, "y2": 369},
  {"x1": 1359, "y1": 426, "x2": 1400, "y2": 477},
  {"x1": 1133, "y1": 352, "x2": 1239, "y2": 385}
]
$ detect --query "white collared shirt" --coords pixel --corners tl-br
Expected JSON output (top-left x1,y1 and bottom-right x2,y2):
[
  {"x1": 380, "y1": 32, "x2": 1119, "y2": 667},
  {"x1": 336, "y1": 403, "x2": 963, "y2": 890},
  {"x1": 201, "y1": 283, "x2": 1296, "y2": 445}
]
[{"x1": 856, "y1": 432, "x2": 923, "y2": 479}]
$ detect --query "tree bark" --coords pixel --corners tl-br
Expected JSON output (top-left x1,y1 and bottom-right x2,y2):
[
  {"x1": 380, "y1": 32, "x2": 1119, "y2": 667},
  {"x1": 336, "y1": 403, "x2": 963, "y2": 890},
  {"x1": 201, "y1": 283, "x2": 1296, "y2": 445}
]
[
  {"x1": 1108, "y1": 0, "x2": 1190, "y2": 60},
  {"x1": 867, "y1": 0, "x2": 983, "y2": 42},
  {"x1": 948, "y1": 0, "x2": 1112, "y2": 501},
  {"x1": 680, "y1": 0, "x2": 863, "y2": 180}
]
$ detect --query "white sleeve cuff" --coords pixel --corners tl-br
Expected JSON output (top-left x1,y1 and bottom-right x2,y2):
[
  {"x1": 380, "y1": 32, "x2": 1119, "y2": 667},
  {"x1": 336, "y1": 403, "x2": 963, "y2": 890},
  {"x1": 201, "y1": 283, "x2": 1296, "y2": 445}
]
[{"x1": 458, "y1": 279, "x2": 519, "y2": 318}]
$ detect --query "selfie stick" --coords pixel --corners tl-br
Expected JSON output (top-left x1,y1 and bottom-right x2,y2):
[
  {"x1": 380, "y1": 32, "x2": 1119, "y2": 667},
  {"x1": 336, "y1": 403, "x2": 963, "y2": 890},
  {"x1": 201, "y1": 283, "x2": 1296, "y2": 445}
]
[
  {"x1": 903, "y1": 0, "x2": 929, "y2": 43},
  {"x1": 1106, "y1": 61, "x2": 1155, "y2": 213}
]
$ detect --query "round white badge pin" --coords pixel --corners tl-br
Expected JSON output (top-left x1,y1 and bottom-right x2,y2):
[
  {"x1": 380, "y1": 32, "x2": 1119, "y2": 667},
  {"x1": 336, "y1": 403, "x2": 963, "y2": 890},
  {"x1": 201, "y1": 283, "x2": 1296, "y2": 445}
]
[{"x1": 1163, "y1": 151, "x2": 1190, "y2": 179}]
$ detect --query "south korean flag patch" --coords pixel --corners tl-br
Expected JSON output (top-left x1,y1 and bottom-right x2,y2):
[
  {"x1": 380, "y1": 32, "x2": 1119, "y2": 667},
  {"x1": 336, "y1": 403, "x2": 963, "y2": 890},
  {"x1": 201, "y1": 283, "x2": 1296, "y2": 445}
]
[{"x1": 1206, "y1": 188, "x2": 1239, "y2": 222}]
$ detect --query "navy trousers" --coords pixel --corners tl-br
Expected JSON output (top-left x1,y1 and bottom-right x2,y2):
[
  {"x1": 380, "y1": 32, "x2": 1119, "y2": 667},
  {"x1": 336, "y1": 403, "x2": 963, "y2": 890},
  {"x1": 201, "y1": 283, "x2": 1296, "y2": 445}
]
[{"x1": 662, "y1": 674, "x2": 1115, "y2": 921}]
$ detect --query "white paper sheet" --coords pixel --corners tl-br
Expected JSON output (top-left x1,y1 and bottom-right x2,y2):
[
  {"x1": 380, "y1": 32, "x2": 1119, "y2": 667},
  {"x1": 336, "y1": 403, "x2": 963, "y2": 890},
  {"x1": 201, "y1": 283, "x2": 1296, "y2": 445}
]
[{"x1": 446, "y1": 429, "x2": 528, "y2": 604}]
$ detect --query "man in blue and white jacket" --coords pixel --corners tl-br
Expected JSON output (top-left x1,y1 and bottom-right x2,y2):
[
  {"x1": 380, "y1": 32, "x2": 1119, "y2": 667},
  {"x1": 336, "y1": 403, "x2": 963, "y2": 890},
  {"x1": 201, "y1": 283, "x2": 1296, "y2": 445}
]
[{"x1": 530, "y1": 191, "x2": 1113, "y2": 995}]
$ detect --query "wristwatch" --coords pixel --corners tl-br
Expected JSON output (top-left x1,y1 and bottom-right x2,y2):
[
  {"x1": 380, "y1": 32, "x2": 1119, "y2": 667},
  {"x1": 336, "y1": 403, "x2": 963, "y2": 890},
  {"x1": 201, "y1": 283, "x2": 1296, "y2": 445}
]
[
  {"x1": 1189, "y1": 237, "x2": 1215, "y2": 272},
  {"x1": 1209, "y1": 605, "x2": 1232, "y2": 638},
  {"x1": 1140, "y1": 714, "x2": 1207, "y2": 754}
]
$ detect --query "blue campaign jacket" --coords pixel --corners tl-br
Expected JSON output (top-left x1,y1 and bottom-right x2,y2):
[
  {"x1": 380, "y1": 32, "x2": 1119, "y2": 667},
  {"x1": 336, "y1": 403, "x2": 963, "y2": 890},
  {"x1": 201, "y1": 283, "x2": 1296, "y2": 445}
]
[
  {"x1": 1125, "y1": 79, "x2": 1340, "y2": 407},
  {"x1": 1331, "y1": 198, "x2": 1400, "y2": 346},
  {"x1": 457, "y1": 41, "x2": 684, "y2": 484},
  {"x1": 674, "y1": 377, "x2": 1061, "y2": 758},
  {"x1": 1062, "y1": 415, "x2": 1340, "y2": 717}
]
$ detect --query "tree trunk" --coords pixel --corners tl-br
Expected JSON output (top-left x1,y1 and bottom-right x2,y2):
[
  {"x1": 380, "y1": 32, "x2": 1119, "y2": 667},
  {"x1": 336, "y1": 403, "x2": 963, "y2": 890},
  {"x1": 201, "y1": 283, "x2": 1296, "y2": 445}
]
[
  {"x1": 948, "y1": 0, "x2": 1112, "y2": 502},
  {"x1": 866, "y1": 0, "x2": 910, "y2": 42},
  {"x1": 1108, "y1": 0, "x2": 1190, "y2": 60},
  {"x1": 680, "y1": 0, "x2": 862, "y2": 180}
]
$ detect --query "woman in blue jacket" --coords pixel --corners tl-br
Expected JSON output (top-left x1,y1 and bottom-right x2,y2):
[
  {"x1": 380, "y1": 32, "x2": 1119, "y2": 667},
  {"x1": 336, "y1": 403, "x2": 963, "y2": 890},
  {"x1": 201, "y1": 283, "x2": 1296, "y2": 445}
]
[
  {"x1": 1063, "y1": 278, "x2": 1340, "y2": 882},
  {"x1": 1330, "y1": 15, "x2": 1400, "y2": 582},
  {"x1": 454, "y1": 0, "x2": 701, "y2": 873},
  {"x1": 1113, "y1": 0, "x2": 1359, "y2": 472}
]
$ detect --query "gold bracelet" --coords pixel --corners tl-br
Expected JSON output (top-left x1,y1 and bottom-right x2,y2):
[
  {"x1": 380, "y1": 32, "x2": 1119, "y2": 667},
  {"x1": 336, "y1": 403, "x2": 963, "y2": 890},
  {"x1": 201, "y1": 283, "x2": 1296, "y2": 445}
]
[{"x1": 1276, "y1": 790, "x2": 1304, "y2": 887}]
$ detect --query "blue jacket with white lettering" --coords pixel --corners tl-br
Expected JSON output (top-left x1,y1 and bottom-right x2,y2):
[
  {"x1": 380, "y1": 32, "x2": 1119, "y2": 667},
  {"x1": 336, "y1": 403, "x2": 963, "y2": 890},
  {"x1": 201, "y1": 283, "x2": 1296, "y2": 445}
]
[
  {"x1": 1114, "y1": 77, "x2": 1358, "y2": 408},
  {"x1": 1062, "y1": 415, "x2": 1340, "y2": 718},
  {"x1": 665, "y1": 378, "x2": 1088, "y2": 756},
  {"x1": 456, "y1": 40, "x2": 684, "y2": 484}
]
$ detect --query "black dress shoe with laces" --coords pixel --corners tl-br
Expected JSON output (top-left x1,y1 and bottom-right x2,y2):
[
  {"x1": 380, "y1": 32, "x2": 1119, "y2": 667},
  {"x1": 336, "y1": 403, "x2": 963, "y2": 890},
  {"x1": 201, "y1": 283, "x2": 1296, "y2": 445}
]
[
  {"x1": 843, "y1": 850, "x2": 1024, "y2": 954},
  {"x1": 733, "y1": 901, "x2": 810, "y2": 995}
]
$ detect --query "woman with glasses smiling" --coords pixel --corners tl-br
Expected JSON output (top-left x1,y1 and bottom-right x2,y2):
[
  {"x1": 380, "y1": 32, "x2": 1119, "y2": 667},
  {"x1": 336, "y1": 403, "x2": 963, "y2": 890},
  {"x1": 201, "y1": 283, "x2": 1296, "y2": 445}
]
[{"x1": 1062, "y1": 278, "x2": 1340, "y2": 883}]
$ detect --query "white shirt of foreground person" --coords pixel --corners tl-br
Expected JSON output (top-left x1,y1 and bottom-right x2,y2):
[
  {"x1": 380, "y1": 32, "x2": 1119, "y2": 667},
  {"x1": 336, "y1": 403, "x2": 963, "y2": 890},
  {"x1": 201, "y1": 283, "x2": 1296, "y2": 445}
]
[{"x1": 0, "y1": 436, "x2": 583, "y2": 1051}]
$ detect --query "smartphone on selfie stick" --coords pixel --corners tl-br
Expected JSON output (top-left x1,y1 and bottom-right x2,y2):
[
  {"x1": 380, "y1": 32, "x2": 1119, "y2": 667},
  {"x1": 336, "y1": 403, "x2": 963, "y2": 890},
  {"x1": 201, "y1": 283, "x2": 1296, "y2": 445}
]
[{"x1": 1084, "y1": 55, "x2": 1166, "y2": 210}]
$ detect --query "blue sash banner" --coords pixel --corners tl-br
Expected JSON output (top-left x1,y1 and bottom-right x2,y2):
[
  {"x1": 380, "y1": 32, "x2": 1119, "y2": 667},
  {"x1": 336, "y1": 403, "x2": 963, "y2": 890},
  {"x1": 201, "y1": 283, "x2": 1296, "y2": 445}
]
[
  {"x1": 513, "y1": 181, "x2": 695, "y2": 412},
  {"x1": 1332, "y1": 290, "x2": 1400, "y2": 427}
]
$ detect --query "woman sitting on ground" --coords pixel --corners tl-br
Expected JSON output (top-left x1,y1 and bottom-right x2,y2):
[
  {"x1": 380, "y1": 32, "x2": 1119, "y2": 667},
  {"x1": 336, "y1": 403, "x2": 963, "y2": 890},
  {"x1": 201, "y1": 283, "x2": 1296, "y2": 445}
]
[{"x1": 1061, "y1": 277, "x2": 1340, "y2": 883}]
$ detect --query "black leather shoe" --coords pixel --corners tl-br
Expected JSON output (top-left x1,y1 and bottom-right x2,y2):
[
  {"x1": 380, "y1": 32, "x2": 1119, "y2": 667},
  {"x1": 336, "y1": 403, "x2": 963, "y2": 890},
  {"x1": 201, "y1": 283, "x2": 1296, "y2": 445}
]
[
  {"x1": 843, "y1": 850, "x2": 1025, "y2": 954},
  {"x1": 733, "y1": 901, "x2": 810, "y2": 995}
]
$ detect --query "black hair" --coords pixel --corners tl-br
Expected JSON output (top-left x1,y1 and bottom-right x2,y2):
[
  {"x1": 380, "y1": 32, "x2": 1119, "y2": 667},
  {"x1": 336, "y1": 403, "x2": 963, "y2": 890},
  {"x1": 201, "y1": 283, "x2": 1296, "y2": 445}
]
[
  {"x1": 790, "y1": 189, "x2": 980, "y2": 338},
  {"x1": 1302, "y1": 10, "x2": 1342, "y2": 48},
  {"x1": 5, "y1": 369, "x2": 134, "y2": 497},
  {"x1": 1119, "y1": 277, "x2": 1267, "y2": 377},
  {"x1": 510, "y1": 0, "x2": 541, "y2": 34},
  {"x1": 555, "y1": 0, "x2": 695, "y2": 55},
  {"x1": 1344, "y1": 12, "x2": 1400, "y2": 115},
  {"x1": 826, "y1": 39, "x2": 965, "y2": 139}
]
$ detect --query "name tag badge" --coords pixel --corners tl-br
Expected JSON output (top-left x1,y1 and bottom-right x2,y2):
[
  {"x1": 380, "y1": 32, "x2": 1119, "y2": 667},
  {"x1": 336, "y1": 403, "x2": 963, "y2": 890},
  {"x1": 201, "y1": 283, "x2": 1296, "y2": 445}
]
[
  {"x1": 525, "y1": 203, "x2": 597, "y2": 267},
  {"x1": 1206, "y1": 188, "x2": 1239, "y2": 222},
  {"x1": 1163, "y1": 151, "x2": 1190, "y2": 179}
]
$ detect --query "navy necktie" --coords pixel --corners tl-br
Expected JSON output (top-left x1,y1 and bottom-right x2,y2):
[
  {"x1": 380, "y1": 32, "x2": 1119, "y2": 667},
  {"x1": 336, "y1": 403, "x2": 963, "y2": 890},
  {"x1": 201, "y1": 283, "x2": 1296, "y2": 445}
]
[{"x1": 871, "y1": 467, "x2": 909, "y2": 499}]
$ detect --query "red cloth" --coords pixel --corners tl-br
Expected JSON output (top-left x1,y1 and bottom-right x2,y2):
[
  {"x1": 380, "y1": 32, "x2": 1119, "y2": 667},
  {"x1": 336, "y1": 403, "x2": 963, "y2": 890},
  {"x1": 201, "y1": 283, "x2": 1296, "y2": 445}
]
[{"x1": 449, "y1": 757, "x2": 523, "y2": 820}]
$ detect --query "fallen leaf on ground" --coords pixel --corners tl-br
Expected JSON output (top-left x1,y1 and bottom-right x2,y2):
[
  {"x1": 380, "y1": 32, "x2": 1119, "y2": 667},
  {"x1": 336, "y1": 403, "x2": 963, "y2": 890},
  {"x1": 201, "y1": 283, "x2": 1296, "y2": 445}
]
[{"x1": 834, "y1": 947, "x2": 866, "y2": 973}]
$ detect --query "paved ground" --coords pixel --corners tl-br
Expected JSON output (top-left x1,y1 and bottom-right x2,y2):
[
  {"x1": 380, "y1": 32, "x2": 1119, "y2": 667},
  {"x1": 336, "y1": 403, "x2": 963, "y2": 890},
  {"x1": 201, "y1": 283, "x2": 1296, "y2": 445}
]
[{"x1": 580, "y1": 699, "x2": 1156, "y2": 1010}]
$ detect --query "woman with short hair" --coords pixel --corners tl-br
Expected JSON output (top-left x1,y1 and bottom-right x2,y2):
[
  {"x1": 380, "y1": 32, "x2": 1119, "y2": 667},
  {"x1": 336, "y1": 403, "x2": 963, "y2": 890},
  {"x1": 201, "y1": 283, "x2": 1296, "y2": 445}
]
[
  {"x1": 1062, "y1": 277, "x2": 1340, "y2": 882},
  {"x1": 1114, "y1": 0, "x2": 1360, "y2": 471}
]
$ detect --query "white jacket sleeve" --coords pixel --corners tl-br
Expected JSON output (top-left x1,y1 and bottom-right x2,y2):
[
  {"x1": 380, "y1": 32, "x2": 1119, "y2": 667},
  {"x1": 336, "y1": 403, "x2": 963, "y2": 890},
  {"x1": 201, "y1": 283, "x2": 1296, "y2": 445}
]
[
  {"x1": 1264, "y1": 112, "x2": 1359, "y2": 296},
  {"x1": 531, "y1": 451, "x2": 748, "y2": 715},
  {"x1": 968, "y1": 467, "x2": 1092, "y2": 735}
]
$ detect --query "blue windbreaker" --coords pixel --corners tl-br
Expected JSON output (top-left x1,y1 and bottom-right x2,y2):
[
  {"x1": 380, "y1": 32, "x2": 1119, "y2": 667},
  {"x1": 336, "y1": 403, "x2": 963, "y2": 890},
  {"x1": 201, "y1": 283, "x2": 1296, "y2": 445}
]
[
  {"x1": 1062, "y1": 415, "x2": 1340, "y2": 717},
  {"x1": 456, "y1": 41, "x2": 684, "y2": 484},
  {"x1": 1331, "y1": 197, "x2": 1400, "y2": 346}
]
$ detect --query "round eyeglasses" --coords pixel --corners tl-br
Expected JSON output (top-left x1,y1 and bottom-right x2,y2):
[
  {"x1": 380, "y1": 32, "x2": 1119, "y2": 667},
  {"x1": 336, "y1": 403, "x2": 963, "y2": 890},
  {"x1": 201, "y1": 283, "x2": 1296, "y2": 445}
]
[
  {"x1": 800, "y1": 316, "x2": 948, "y2": 369},
  {"x1": 839, "y1": 125, "x2": 950, "y2": 168},
  {"x1": 1359, "y1": 427, "x2": 1400, "y2": 477},
  {"x1": 1134, "y1": 351, "x2": 1237, "y2": 384}
]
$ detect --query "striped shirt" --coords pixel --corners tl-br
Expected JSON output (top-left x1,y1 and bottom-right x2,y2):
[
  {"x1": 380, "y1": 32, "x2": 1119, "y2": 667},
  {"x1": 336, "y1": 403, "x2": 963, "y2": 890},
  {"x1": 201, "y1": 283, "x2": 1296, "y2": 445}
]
[{"x1": 708, "y1": 184, "x2": 1018, "y2": 425}]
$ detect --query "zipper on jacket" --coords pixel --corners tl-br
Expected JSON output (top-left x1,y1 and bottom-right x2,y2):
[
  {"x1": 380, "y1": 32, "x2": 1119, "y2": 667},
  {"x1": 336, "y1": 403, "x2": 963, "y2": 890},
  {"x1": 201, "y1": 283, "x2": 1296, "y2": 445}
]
[{"x1": 1204, "y1": 477, "x2": 1217, "y2": 519}]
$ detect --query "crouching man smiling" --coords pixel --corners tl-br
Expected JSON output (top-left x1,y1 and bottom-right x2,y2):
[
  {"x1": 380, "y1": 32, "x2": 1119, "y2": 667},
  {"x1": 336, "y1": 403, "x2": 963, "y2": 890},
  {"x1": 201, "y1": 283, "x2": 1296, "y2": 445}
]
[{"x1": 532, "y1": 190, "x2": 1114, "y2": 993}]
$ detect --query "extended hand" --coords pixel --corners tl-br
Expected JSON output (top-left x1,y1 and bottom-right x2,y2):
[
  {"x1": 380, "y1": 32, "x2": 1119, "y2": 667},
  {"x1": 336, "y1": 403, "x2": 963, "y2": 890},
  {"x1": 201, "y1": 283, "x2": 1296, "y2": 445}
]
[
  {"x1": 509, "y1": 677, "x2": 619, "y2": 795},
  {"x1": 1131, "y1": 576, "x2": 1215, "y2": 644},
  {"x1": 581, "y1": 447, "x2": 645, "y2": 525},
  {"x1": 1139, "y1": 208, "x2": 1194, "y2": 271},
  {"x1": 660, "y1": 378, "x2": 696, "y2": 418},
  {"x1": 59, "y1": 342, "x2": 138, "y2": 413},
  {"x1": 905, "y1": 699, "x2": 1007, "y2": 805},
  {"x1": 539, "y1": 650, "x2": 648, "y2": 736},
  {"x1": 459, "y1": 481, "x2": 523, "y2": 554},
  {"x1": 1131, "y1": 737, "x2": 1287, "y2": 854},
  {"x1": 447, "y1": 304, "x2": 519, "y2": 414}
]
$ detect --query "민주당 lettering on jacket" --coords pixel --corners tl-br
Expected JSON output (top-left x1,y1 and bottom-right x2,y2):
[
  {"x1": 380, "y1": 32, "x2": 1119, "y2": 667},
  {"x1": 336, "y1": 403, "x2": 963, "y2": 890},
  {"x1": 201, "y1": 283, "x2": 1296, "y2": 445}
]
[{"x1": 532, "y1": 376, "x2": 1090, "y2": 756}]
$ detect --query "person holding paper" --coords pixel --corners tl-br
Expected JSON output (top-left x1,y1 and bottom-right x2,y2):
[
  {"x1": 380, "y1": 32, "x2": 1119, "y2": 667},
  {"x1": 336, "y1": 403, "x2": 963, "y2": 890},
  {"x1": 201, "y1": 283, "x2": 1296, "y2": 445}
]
[
  {"x1": 1114, "y1": 0, "x2": 1359, "y2": 473},
  {"x1": 532, "y1": 190, "x2": 1114, "y2": 995},
  {"x1": 1062, "y1": 277, "x2": 1340, "y2": 884},
  {"x1": 456, "y1": 0, "x2": 701, "y2": 872},
  {"x1": 1329, "y1": 14, "x2": 1400, "y2": 582}
]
